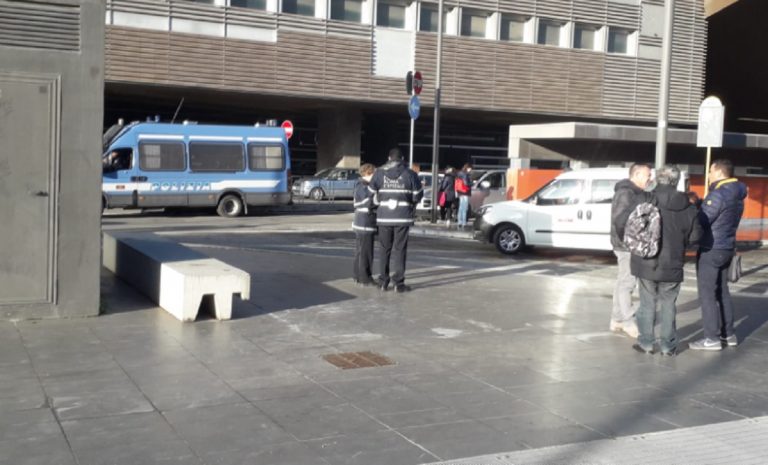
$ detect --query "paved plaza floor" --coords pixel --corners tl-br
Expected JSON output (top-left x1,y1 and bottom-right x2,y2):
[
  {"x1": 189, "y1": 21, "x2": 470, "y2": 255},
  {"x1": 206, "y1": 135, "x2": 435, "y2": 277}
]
[{"x1": 2, "y1": 223, "x2": 767, "y2": 465}]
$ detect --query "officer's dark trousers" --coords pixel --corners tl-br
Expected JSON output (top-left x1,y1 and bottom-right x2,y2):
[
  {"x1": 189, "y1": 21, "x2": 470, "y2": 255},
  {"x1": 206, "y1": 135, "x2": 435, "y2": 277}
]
[
  {"x1": 353, "y1": 232, "x2": 375, "y2": 283},
  {"x1": 378, "y1": 225, "x2": 410, "y2": 286},
  {"x1": 697, "y1": 248, "x2": 735, "y2": 339}
]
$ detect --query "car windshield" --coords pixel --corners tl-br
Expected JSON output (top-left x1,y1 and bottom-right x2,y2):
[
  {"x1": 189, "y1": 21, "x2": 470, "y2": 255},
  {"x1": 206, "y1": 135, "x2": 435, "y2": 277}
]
[
  {"x1": 314, "y1": 168, "x2": 334, "y2": 178},
  {"x1": 525, "y1": 178, "x2": 584, "y2": 205}
]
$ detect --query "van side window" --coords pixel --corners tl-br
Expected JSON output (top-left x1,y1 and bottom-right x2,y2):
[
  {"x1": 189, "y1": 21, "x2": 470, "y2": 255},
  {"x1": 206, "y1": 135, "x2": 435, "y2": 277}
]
[
  {"x1": 139, "y1": 142, "x2": 186, "y2": 171},
  {"x1": 589, "y1": 179, "x2": 619, "y2": 204},
  {"x1": 102, "y1": 148, "x2": 133, "y2": 173},
  {"x1": 189, "y1": 142, "x2": 245, "y2": 172},
  {"x1": 536, "y1": 179, "x2": 583, "y2": 205},
  {"x1": 248, "y1": 144, "x2": 284, "y2": 171}
]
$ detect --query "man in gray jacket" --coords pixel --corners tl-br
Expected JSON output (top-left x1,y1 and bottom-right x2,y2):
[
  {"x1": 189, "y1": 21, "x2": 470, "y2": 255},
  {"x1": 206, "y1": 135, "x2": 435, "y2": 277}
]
[{"x1": 609, "y1": 163, "x2": 651, "y2": 338}]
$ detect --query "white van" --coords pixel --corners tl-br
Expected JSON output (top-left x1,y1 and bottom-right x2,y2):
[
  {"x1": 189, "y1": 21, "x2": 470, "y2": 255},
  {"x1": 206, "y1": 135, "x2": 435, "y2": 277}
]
[{"x1": 473, "y1": 167, "x2": 687, "y2": 255}]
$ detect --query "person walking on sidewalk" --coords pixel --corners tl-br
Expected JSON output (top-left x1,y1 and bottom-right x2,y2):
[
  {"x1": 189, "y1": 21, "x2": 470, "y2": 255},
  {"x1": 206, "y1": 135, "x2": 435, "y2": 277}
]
[
  {"x1": 438, "y1": 166, "x2": 457, "y2": 224},
  {"x1": 455, "y1": 163, "x2": 473, "y2": 228},
  {"x1": 369, "y1": 148, "x2": 423, "y2": 293},
  {"x1": 352, "y1": 163, "x2": 377, "y2": 286},
  {"x1": 690, "y1": 159, "x2": 748, "y2": 351},
  {"x1": 609, "y1": 163, "x2": 652, "y2": 338},
  {"x1": 631, "y1": 165, "x2": 702, "y2": 356}
]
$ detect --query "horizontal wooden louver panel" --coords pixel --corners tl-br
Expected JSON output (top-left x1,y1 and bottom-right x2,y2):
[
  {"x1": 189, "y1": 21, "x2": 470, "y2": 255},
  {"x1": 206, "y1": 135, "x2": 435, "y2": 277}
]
[
  {"x1": 0, "y1": 0, "x2": 80, "y2": 52},
  {"x1": 535, "y1": 0, "x2": 572, "y2": 21},
  {"x1": 572, "y1": 0, "x2": 607, "y2": 23},
  {"x1": 498, "y1": 0, "x2": 535, "y2": 15}
]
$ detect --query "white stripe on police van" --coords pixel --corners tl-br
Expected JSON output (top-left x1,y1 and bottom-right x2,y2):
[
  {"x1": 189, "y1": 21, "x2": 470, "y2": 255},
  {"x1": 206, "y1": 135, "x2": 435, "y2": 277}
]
[
  {"x1": 189, "y1": 136, "x2": 244, "y2": 142},
  {"x1": 210, "y1": 180, "x2": 280, "y2": 189},
  {"x1": 246, "y1": 137, "x2": 284, "y2": 142},
  {"x1": 137, "y1": 134, "x2": 184, "y2": 140},
  {"x1": 102, "y1": 182, "x2": 153, "y2": 192}
]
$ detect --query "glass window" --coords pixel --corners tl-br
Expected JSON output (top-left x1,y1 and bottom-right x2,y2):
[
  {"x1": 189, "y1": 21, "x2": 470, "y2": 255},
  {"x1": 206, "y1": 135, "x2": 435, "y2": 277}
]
[
  {"x1": 485, "y1": 172, "x2": 504, "y2": 189},
  {"x1": 248, "y1": 144, "x2": 284, "y2": 171},
  {"x1": 419, "y1": 5, "x2": 444, "y2": 32},
  {"x1": 608, "y1": 27, "x2": 630, "y2": 54},
  {"x1": 532, "y1": 179, "x2": 583, "y2": 205},
  {"x1": 139, "y1": 142, "x2": 185, "y2": 171},
  {"x1": 102, "y1": 148, "x2": 133, "y2": 173},
  {"x1": 537, "y1": 19, "x2": 561, "y2": 46},
  {"x1": 461, "y1": 10, "x2": 487, "y2": 38},
  {"x1": 589, "y1": 179, "x2": 619, "y2": 204},
  {"x1": 377, "y1": 1, "x2": 405, "y2": 28},
  {"x1": 500, "y1": 14, "x2": 526, "y2": 42},
  {"x1": 282, "y1": 0, "x2": 314, "y2": 16},
  {"x1": 331, "y1": 0, "x2": 362, "y2": 22},
  {"x1": 574, "y1": 24, "x2": 597, "y2": 50},
  {"x1": 189, "y1": 143, "x2": 245, "y2": 172},
  {"x1": 230, "y1": 0, "x2": 267, "y2": 9}
]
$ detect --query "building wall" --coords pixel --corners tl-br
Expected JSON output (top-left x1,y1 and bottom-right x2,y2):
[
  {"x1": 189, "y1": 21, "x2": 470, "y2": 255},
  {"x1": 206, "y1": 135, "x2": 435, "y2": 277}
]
[{"x1": 104, "y1": 0, "x2": 706, "y2": 124}]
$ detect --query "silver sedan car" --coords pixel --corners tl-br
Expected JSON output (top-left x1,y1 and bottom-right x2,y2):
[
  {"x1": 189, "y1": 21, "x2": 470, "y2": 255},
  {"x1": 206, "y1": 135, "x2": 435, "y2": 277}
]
[{"x1": 292, "y1": 168, "x2": 360, "y2": 200}]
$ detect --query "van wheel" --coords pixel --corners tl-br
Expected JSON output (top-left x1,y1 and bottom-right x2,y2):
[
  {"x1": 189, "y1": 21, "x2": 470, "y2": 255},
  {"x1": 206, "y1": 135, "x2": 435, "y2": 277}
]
[
  {"x1": 217, "y1": 194, "x2": 243, "y2": 218},
  {"x1": 493, "y1": 224, "x2": 525, "y2": 255},
  {"x1": 310, "y1": 188, "x2": 325, "y2": 201}
]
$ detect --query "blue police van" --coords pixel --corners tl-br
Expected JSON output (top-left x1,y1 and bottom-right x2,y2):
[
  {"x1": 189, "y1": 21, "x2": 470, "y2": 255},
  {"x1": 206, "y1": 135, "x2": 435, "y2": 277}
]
[{"x1": 102, "y1": 121, "x2": 292, "y2": 217}]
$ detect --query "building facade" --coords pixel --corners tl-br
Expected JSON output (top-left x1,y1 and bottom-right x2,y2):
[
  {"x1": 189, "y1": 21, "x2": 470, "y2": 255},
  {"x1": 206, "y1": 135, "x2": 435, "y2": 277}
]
[{"x1": 103, "y1": 0, "x2": 707, "y2": 169}]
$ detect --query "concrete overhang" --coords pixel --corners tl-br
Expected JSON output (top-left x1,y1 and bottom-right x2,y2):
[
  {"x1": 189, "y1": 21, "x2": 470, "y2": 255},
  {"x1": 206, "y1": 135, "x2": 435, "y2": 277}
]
[
  {"x1": 705, "y1": 0, "x2": 741, "y2": 17},
  {"x1": 509, "y1": 122, "x2": 768, "y2": 150}
]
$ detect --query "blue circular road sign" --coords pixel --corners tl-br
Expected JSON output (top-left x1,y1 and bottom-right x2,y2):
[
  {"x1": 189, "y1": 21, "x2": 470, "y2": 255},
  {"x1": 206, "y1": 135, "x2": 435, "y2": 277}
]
[{"x1": 408, "y1": 95, "x2": 420, "y2": 120}]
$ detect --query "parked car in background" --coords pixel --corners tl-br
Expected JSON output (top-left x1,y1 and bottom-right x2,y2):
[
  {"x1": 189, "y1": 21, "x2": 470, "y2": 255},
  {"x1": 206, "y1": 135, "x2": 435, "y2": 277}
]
[
  {"x1": 415, "y1": 171, "x2": 444, "y2": 218},
  {"x1": 292, "y1": 168, "x2": 359, "y2": 200},
  {"x1": 470, "y1": 169, "x2": 508, "y2": 212}
]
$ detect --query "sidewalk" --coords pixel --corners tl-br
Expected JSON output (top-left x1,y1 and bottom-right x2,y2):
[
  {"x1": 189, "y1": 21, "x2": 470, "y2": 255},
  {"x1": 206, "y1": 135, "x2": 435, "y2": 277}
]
[{"x1": 2, "y1": 230, "x2": 768, "y2": 465}]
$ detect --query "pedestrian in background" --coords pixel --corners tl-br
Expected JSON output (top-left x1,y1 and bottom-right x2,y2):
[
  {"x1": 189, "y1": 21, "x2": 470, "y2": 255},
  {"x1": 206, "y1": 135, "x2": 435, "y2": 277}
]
[
  {"x1": 609, "y1": 163, "x2": 652, "y2": 339},
  {"x1": 369, "y1": 148, "x2": 423, "y2": 293},
  {"x1": 690, "y1": 159, "x2": 748, "y2": 351},
  {"x1": 352, "y1": 163, "x2": 377, "y2": 286},
  {"x1": 631, "y1": 165, "x2": 702, "y2": 356},
  {"x1": 438, "y1": 166, "x2": 457, "y2": 225},
  {"x1": 455, "y1": 163, "x2": 473, "y2": 229}
]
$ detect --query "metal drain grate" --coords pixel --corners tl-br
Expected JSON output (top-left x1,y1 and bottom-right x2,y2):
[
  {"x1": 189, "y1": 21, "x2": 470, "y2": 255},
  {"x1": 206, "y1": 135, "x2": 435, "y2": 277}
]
[{"x1": 322, "y1": 351, "x2": 395, "y2": 369}]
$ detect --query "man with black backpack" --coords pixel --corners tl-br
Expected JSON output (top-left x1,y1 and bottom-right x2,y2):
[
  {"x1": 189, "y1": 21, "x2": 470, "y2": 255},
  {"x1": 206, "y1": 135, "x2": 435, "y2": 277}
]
[
  {"x1": 630, "y1": 165, "x2": 702, "y2": 356},
  {"x1": 609, "y1": 163, "x2": 652, "y2": 339}
]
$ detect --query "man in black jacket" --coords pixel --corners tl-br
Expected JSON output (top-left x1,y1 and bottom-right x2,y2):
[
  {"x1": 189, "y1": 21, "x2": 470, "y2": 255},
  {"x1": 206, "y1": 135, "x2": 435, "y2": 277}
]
[
  {"x1": 631, "y1": 165, "x2": 702, "y2": 356},
  {"x1": 609, "y1": 163, "x2": 652, "y2": 338},
  {"x1": 690, "y1": 159, "x2": 748, "y2": 351},
  {"x1": 369, "y1": 148, "x2": 423, "y2": 293}
]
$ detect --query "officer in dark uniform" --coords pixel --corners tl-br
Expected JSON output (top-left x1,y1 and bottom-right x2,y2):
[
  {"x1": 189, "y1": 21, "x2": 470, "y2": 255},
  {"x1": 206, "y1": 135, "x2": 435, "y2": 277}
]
[
  {"x1": 369, "y1": 148, "x2": 423, "y2": 292},
  {"x1": 352, "y1": 163, "x2": 377, "y2": 286}
]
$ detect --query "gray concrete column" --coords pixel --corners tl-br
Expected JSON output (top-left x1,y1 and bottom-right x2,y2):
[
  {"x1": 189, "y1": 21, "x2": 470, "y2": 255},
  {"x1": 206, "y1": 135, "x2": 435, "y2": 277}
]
[{"x1": 317, "y1": 108, "x2": 362, "y2": 169}]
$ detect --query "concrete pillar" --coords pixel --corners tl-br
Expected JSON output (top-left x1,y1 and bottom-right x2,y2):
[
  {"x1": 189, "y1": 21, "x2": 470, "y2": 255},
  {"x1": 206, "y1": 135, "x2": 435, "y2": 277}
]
[{"x1": 317, "y1": 108, "x2": 362, "y2": 169}]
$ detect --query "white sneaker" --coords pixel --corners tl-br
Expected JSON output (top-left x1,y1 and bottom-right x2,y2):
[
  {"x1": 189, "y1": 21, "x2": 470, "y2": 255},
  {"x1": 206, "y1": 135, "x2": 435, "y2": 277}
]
[{"x1": 622, "y1": 322, "x2": 639, "y2": 339}]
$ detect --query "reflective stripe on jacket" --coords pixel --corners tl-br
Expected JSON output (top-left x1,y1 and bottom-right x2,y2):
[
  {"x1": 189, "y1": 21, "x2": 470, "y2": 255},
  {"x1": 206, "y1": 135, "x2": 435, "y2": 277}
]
[{"x1": 352, "y1": 180, "x2": 377, "y2": 233}]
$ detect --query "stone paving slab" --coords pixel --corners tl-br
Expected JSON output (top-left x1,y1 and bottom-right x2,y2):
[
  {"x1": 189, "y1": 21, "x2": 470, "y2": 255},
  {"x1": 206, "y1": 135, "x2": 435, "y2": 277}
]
[{"x1": 423, "y1": 415, "x2": 768, "y2": 465}]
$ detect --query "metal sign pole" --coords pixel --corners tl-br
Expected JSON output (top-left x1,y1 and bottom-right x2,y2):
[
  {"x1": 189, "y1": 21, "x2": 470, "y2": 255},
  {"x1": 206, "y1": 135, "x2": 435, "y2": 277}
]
[
  {"x1": 430, "y1": 0, "x2": 444, "y2": 224},
  {"x1": 704, "y1": 146, "x2": 712, "y2": 197},
  {"x1": 409, "y1": 117, "x2": 415, "y2": 168},
  {"x1": 654, "y1": 0, "x2": 675, "y2": 169}
]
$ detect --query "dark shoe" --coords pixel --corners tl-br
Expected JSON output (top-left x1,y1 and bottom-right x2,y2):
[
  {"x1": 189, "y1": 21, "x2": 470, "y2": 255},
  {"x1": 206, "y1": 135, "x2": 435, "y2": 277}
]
[
  {"x1": 660, "y1": 349, "x2": 677, "y2": 357},
  {"x1": 395, "y1": 284, "x2": 411, "y2": 293},
  {"x1": 632, "y1": 343, "x2": 655, "y2": 355},
  {"x1": 356, "y1": 279, "x2": 375, "y2": 287},
  {"x1": 378, "y1": 280, "x2": 390, "y2": 291}
]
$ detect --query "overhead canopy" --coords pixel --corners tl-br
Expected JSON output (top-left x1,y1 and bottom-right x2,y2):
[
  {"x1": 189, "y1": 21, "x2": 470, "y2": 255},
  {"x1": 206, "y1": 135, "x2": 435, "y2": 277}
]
[
  {"x1": 509, "y1": 122, "x2": 768, "y2": 150},
  {"x1": 705, "y1": 0, "x2": 741, "y2": 17}
]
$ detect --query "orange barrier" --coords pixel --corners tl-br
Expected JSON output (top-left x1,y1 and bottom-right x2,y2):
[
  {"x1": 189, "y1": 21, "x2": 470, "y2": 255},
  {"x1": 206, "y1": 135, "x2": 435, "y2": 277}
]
[{"x1": 507, "y1": 169, "x2": 562, "y2": 200}]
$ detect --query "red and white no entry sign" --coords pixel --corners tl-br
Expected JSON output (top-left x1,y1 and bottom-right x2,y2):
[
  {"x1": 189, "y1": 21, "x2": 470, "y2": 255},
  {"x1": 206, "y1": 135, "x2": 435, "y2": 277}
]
[
  {"x1": 413, "y1": 71, "x2": 423, "y2": 95},
  {"x1": 281, "y1": 120, "x2": 294, "y2": 139}
]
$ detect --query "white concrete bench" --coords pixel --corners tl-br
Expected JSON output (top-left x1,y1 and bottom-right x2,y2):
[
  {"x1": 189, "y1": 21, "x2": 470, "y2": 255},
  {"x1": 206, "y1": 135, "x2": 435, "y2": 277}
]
[{"x1": 102, "y1": 232, "x2": 250, "y2": 321}]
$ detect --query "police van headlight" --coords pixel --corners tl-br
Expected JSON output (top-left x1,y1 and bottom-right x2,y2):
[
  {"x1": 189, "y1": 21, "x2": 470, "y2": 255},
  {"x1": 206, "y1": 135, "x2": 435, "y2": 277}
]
[{"x1": 476, "y1": 205, "x2": 493, "y2": 216}]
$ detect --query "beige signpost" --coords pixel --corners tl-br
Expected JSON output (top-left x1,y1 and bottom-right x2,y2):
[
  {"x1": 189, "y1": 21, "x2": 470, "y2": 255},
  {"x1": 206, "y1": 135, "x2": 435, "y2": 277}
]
[{"x1": 697, "y1": 96, "x2": 725, "y2": 196}]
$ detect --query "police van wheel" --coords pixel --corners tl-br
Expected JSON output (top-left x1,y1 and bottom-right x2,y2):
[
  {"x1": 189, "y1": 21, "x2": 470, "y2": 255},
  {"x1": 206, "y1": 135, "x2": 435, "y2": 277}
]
[
  {"x1": 217, "y1": 194, "x2": 243, "y2": 218},
  {"x1": 309, "y1": 188, "x2": 325, "y2": 201},
  {"x1": 493, "y1": 224, "x2": 524, "y2": 255}
]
